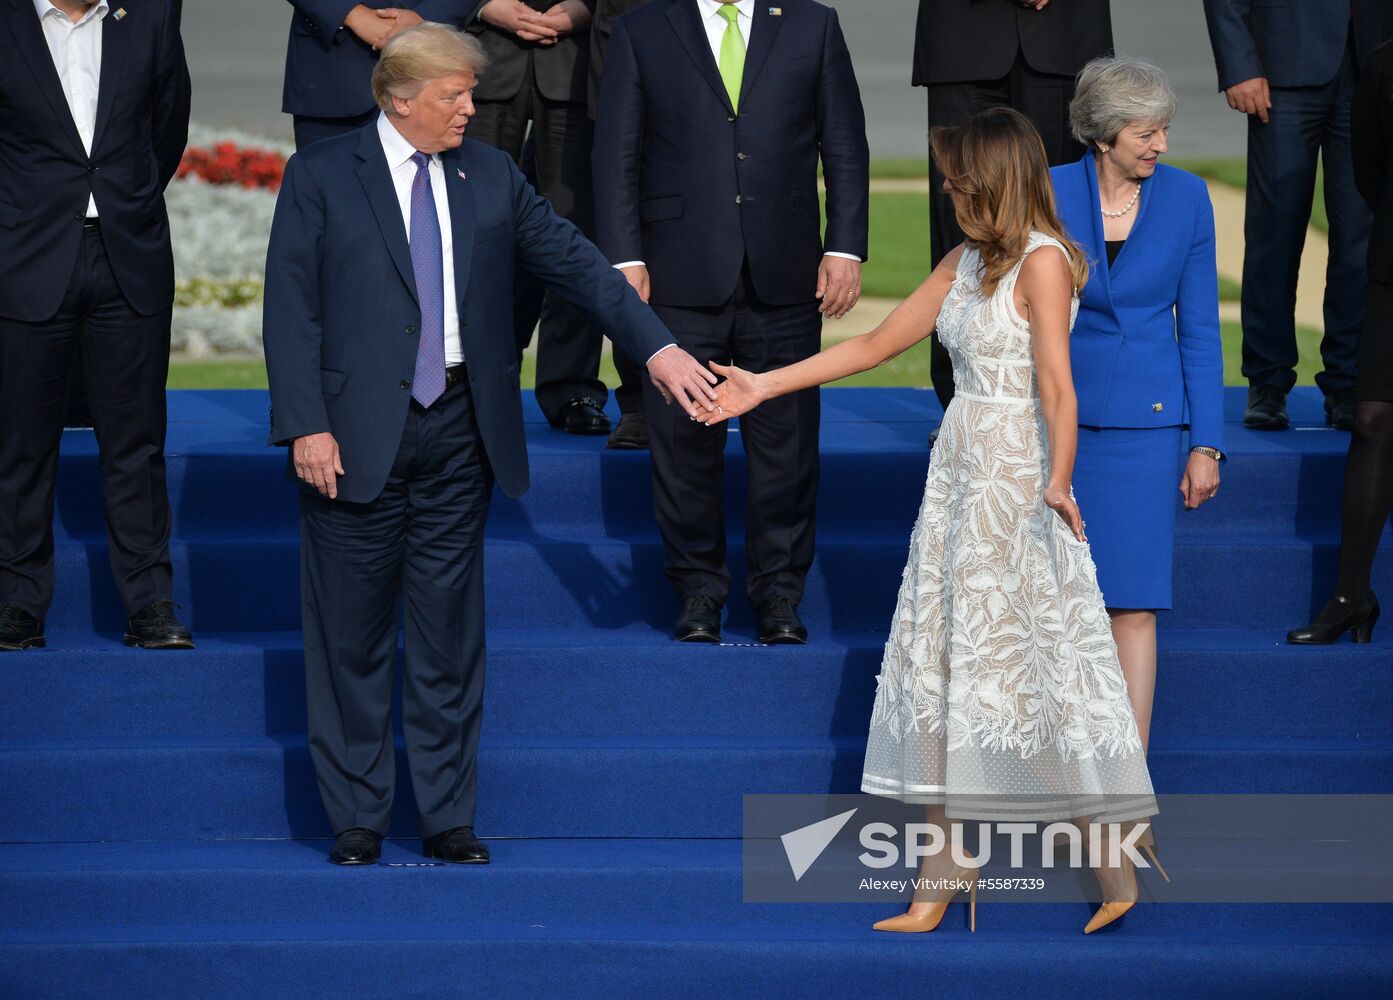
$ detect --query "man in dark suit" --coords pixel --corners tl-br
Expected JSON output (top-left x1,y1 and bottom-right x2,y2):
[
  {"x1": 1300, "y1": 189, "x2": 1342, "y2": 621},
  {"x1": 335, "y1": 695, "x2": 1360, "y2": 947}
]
[
  {"x1": 0, "y1": 0, "x2": 193, "y2": 652},
  {"x1": 1204, "y1": 0, "x2": 1390, "y2": 430},
  {"x1": 467, "y1": 1, "x2": 615, "y2": 434},
  {"x1": 263, "y1": 23, "x2": 714, "y2": 865},
  {"x1": 588, "y1": 0, "x2": 651, "y2": 450},
  {"x1": 914, "y1": 0, "x2": 1113, "y2": 414},
  {"x1": 282, "y1": 1, "x2": 484, "y2": 149},
  {"x1": 594, "y1": 0, "x2": 869, "y2": 645}
]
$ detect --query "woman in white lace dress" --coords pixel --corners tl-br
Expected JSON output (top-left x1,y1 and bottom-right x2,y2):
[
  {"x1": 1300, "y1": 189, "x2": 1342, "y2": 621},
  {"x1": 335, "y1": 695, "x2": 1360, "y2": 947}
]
[{"x1": 702, "y1": 108, "x2": 1157, "y2": 935}]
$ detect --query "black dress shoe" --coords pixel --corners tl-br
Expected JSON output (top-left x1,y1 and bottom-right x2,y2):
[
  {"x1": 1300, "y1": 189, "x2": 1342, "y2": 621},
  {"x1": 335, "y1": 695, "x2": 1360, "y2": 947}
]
[
  {"x1": 423, "y1": 826, "x2": 490, "y2": 864},
  {"x1": 557, "y1": 397, "x2": 612, "y2": 435},
  {"x1": 1288, "y1": 592, "x2": 1379, "y2": 644},
  {"x1": 606, "y1": 412, "x2": 649, "y2": 450},
  {"x1": 123, "y1": 600, "x2": 195, "y2": 649},
  {"x1": 1243, "y1": 384, "x2": 1289, "y2": 430},
  {"x1": 757, "y1": 596, "x2": 808, "y2": 645},
  {"x1": 675, "y1": 595, "x2": 722, "y2": 642},
  {"x1": 1325, "y1": 389, "x2": 1356, "y2": 430},
  {"x1": 0, "y1": 604, "x2": 45, "y2": 651},
  {"x1": 330, "y1": 827, "x2": 383, "y2": 865}
]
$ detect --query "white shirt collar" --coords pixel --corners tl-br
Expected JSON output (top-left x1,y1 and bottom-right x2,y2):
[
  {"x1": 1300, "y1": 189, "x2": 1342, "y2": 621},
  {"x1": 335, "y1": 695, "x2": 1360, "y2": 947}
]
[
  {"x1": 377, "y1": 112, "x2": 435, "y2": 171},
  {"x1": 697, "y1": 0, "x2": 753, "y2": 24},
  {"x1": 34, "y1": 0, "x2": 108, "y2": 27}
]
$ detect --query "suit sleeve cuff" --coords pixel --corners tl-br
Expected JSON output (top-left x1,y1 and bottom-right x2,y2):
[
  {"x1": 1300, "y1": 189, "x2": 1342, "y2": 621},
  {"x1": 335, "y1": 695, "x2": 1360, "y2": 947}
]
[
  {"x1": 613, "y1": 261, "x2": 645, "y2": 270},
  {"x1": 645, "y1": 343, "x2": 677, "y2": 365}
]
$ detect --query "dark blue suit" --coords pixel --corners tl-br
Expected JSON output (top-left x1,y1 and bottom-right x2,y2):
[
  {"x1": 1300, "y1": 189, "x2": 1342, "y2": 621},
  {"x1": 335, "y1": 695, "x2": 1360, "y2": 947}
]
[
  {"x1": 1204, "y1": 0, "x2": 1391, "y2": 397},
  {"x1": 0, "y1": 0, "x2": 190, "y2": 623},
  {"x1": 281, "y1": 1, "x2": 482, "y2": 146},
  {"x1": 592, "y1": 0, "x2": 869, "y2": 611},
  {"x1": 263, "y1": 122, "x2": 673, "y2": 836}
]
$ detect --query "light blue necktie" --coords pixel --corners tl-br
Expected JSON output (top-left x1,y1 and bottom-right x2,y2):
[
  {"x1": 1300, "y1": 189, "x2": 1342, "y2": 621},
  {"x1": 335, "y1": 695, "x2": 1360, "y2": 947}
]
[{"x1": 409, "y1": 151, "x2": 446, "y2": 408}]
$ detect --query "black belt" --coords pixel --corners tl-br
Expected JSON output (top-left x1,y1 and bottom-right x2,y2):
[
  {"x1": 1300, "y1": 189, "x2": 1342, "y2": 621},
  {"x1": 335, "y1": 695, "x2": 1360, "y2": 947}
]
[{"x1": 444, "y1": 364, "x2": 466, "y2": 389}]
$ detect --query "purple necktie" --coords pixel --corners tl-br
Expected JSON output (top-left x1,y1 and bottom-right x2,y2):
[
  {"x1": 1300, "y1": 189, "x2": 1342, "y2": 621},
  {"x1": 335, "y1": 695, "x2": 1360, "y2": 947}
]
[{"x1": 409, "y1": 151, "x2": 446, "y2": 408}]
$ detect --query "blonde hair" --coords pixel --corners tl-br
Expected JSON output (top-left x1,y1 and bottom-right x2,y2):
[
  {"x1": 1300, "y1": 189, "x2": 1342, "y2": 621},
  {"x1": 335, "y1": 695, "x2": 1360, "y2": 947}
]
[
  {"x1": 371, "y1": 23, "x2": 488, "y2": 112},
  {"x1": 930, "y1": 107, "x2": 1089, "y2": 297}
]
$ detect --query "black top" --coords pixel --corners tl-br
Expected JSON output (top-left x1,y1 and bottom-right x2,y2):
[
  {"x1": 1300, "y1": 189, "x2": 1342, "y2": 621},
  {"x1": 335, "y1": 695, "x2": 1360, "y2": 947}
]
[
  {"x1": 1105, "y1": 239, "x2": 1125, "y2": 268},
  {"x1": 912, "y1": 0, "x2": 1113, "y2": 86},
  {"x1": 1353, "y1": 38, "x2": 1393, "y2": 285}
]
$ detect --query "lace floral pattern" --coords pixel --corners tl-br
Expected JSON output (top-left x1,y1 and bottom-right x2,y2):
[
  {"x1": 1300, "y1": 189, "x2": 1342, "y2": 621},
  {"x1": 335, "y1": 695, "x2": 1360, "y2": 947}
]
[{"x1": 860, "y1": 235, "x2": 1157, "y2": 821}]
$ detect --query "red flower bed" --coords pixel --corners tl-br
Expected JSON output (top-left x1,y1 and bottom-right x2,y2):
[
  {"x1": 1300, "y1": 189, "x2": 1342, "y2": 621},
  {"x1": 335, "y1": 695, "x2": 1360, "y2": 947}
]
[{"x1": 177, "y1": 142, "x2": 285, "y2": 190}]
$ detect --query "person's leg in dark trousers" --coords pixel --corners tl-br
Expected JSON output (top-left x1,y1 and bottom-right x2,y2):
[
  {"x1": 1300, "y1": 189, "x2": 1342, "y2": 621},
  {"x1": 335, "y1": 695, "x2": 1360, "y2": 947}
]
[
  {"x1": 1008, "y1": 54, "x2": 1085, "y2": 166},
  {"x1": 1315, "y1": 46, "x2": 1371, "y2": 398},
  {"x1": 644, "y1": 300, "x2": 734, "y2": 605},
  {"x1": 0, "y1": 226, "x2": 173, "y2": 623},
  {"x1": 530, "y1": 91, "x2": 610, "y2": 423},
  {"x1": 1240, "y1": 85, "x2": 1324, "y2": 394},
  {"x1": 292, "y1": 110, "x2": 377, "y2": 151},
  {"x1": 732, "y1": 277, "x2": 821, "y2": 609}
]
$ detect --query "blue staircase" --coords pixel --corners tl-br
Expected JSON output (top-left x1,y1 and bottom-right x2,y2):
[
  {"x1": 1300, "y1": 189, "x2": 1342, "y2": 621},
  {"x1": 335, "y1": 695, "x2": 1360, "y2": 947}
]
[{"x1": 2, "y1": 388, "x2": 1390, "y2": 998}]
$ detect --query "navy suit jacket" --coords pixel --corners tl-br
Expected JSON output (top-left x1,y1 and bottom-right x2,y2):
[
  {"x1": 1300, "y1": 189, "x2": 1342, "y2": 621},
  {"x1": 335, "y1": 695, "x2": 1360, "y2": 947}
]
[
  {"x1": 1203, "y1": 0, "x2": 1390, "y2": 91},
  {"x1": 0, "y1": 0, "x2": 189, "y2": 322},
  {"x1": 263, "y1": 122, "x2": 675, "y2": 503},
  {"x1": 282, "y1": 0, "x2": 483, "y2": 119},
  {"x1": 592, "y1": 0, "x2": 869, "y2": 307},
  {"x1": 1050, "y1": 156, "x2": 1226, "y2": 452}
]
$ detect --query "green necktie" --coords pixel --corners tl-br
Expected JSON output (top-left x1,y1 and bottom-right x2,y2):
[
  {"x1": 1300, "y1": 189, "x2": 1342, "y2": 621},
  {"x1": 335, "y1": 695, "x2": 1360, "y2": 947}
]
[{"x1": 716, "y1": 4, "x2": 746, "y2": 112}]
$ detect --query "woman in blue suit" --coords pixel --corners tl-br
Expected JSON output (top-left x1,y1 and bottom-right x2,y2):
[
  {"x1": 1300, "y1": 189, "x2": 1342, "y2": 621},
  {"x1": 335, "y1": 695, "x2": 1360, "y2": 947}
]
[{"x1": 1051, "y1": 58, "x2": 1225, "y2": 758}]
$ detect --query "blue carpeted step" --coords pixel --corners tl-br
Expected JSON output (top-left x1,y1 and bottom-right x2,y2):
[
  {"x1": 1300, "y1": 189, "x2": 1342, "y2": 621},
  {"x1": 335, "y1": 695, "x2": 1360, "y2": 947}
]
[
  {"x1": 3, "y1": 629, "x2": 1390, "y2": 742},
  {"x1": 3, "y1": 736, "x2": 1390, "y2": 842}
]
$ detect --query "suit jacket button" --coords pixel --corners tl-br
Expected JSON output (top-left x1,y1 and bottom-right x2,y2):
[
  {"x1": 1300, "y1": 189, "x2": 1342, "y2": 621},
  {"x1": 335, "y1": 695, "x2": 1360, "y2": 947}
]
[
  {"x1": 405, "y1": 324, "x2": 416, "y2": 334},
  {"x1": 737, "y1": 152, "x2": 747, "y2": 160},
  {"x1": 400, "y1": 378, "x2": 411, "y2": 390},
  {"x1": 735, "y1": 195, "x2": 742, "y2": 205},
  {"x1": 727, "y1": 115, "x2": 736, "y2": 123}
]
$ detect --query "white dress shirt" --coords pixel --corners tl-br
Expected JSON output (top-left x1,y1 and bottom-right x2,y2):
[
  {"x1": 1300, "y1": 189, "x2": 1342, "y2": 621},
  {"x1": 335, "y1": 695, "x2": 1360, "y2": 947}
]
[
  {"x1": 613, "y1": 0, "x2": 860, "y2": 271},
  {"x1": 34, "y1": 0, "x2": 107, "y2": 218},
  {"x1": 377, "y1": 113, "x2": 464, "y2": 366}
]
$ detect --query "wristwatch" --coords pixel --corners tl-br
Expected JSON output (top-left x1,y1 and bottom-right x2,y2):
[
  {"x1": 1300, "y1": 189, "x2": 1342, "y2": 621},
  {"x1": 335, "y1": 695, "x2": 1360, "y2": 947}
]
[{"x1": 1191, "y1": 445, "x2": 1225, "y2": 462}]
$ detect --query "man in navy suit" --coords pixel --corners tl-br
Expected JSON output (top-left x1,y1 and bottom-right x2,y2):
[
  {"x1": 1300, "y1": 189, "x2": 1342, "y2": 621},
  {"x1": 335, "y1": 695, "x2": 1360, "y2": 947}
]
[
  {"x1": 263, "y1": 23, "x2": 715, "y2": 865},
  {"x1": 0, "y1": 0, "x2": 192, "y2": 652},
  {"x1": 593, "y1": 0, "x2": 869, "y2": 645},
  {"x1": 1204, "y1": 0, "x2": 1391, "y2": 430},
  {"x1": 282, "y1": 1, "x2": 484, "y2": 149}
]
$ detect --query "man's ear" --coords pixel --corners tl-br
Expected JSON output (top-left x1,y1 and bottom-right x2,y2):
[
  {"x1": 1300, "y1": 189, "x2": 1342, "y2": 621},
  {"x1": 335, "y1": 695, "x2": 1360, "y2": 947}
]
[{"x1": 390, "y1": 94, "x2": 412, "y2": 119}]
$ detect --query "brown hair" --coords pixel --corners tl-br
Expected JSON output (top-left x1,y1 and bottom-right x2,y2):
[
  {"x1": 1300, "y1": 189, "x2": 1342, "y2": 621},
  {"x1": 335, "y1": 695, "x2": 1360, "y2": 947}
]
[{"x1": 930, "y1": 108, "x2": 1088, "y2": 297}]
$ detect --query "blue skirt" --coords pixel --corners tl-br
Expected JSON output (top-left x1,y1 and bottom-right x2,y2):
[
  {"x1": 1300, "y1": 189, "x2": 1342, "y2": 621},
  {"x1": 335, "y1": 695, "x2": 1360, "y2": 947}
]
[{"x1": 1071, "y1": 426, "x2": 1184, "y2": 610}]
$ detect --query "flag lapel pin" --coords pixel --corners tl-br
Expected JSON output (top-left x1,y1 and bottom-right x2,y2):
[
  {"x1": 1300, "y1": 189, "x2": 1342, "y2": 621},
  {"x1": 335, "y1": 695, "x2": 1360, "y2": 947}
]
[
  {"x1": 113, "y1": 7, "x2": 127, "y2": 19},
  {"x1": 457, "y1": 168, "x2": 467, "y2": 181},
  {"x1": 768, "y1": 6, "x2": 782, "y2": 15}
]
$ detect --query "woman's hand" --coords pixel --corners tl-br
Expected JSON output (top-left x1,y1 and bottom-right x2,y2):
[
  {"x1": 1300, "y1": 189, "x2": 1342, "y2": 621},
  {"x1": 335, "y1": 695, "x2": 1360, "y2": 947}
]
[
  {"x1": 1180, "y1": 451, "x2": 1221, "y2": 510},
  {"x1": 1044, "y1": 483, "x2": 1086, "y2": 542},
  {"x1": 700, "y1": 362, "x2": 766, "y2": 426}
]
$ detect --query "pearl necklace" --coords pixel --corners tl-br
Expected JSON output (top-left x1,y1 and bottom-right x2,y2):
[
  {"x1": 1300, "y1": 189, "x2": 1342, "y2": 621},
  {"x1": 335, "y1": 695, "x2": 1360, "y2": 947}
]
[{"x1": 1101, "y1": 182, "x2": 1141, "y2": 219}]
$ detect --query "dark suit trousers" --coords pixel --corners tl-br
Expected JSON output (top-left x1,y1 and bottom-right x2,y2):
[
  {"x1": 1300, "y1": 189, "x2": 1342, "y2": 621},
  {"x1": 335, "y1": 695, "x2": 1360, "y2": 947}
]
[
  {"x1": 924, "y1": 51, "x2": 1084, "y2": 409},
  {"x1": 299, "y1": 378, "x2": 493, "y2": 838},
  {"x1": 0, "y1": 226, "x2": 174, "y2": 620},
  {"x1": 467, "y1": 71, "x2": 608, "y2": 423},
  {"x1": 1241, "y1": 41, "x2": 1370, "y2": 395},
  {"x1": 645, "y1": 266, "x2": 821, "y2": 607}
]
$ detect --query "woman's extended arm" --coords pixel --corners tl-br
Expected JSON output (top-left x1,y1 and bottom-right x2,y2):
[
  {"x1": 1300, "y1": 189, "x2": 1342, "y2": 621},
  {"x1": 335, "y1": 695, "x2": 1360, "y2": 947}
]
[
  {"x1": 699, "y1": 246, "x2": 965, "y2": 423},
  {"x1": 1019, "y1": 245, "x2": 1087, "y2": 542}
]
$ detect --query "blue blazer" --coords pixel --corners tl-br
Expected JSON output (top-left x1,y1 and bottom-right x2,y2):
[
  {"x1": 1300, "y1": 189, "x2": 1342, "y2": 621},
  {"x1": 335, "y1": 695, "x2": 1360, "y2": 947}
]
[
  {"x1": 281, "y1": 1, "x2": 483, "y2": 119},
  {"x1": 1050, "y1": 155, "x2": 1226, "y2": 452},
  {"x1": 592, "y1": 0, "x2": 869, "y2": 308},
  {"x1": 263, "y1": 123, "x2": 674, "y2": 503},
  {"x1": 1202, "y1": 0, "x2": 1390, "y2": 92}
]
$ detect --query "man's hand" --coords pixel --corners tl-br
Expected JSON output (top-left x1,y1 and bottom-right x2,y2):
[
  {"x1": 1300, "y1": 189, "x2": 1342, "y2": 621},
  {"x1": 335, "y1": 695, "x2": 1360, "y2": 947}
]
[
  {"x1": 380, "y1": 7, "x2": 424, "y2": 43},
  {"x1": 619, "y1": 264, "x2": 650, "y2": 303},
  {"x1": 527, "y1": 0, "x2": 592, "y2": 41},
  {"x1": 1225, "y1": 76, "x2": 1271, "y2": 124},
  {"x1": 293, "y1": 432, "x2": 346, "y2": 499},
  {"x1": 344, "y1": 4, "x2": 398, "y2": 51},
  {"x1": 480, "y1": 0, "x2": 562, "y2": 43},
  {"x1": 1180, "y1": 451, "x2": 1221, "y2": 511},
  {"x1": 647, "y1": 347, "x2": 719, "y2": 418},
  {"x1": 816, "y1": 256, "x2": 861, "y2": 320},
  {"x1": 1020, "y1": 0, "x2": 1050, "y2": 9}
]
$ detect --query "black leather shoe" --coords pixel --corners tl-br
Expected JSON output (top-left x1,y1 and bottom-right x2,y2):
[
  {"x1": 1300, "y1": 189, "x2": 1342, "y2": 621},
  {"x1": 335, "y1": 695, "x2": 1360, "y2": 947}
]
[
  {"x1": 330, "y1": 827, "x2": 383, "y2": 865},
  {"x1": 123, "y1": 600, "x2": 195, "y2": 649},
  {"x1": 757, "y1": 596, "x2": 808, "y2": 645},
  {"x1": 1288, "y1": 591, "x2": 1379, "y2": 644},
  {"x1": 1325, "y1": 389, "x2": 1356, "y2": 430},
  {"x1": 557, "y1": 397, "x2": 612, "y2": 435},
  {"x1": 675, "y1": 595, "x2": 722, "y2": 642},
  {"x1": 1243, "y1": 384, "x2": 1289, "y2": 430},
  {"x1": 606, "y1": 412, "x2": 649, "y2": 450},
  {"x1": 0, "y1": 604, "x2": 45, "y2": 651},
  {"x1": 423, "y1": 826, "x2": 490, "y2": 864}
]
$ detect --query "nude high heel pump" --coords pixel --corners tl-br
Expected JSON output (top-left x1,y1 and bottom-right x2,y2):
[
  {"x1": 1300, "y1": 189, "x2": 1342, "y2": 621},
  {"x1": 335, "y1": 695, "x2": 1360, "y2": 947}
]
[
  {"x1": 873, "y1": 858, "x2": 978, "y2": 933},
  {"x1": 1083, "y1": 848, "x2": 1138, "y2": 934}
]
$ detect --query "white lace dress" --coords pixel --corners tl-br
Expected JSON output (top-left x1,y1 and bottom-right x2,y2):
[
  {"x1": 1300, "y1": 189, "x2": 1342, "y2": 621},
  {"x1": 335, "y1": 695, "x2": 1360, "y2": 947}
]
[{"x1": 859, "y1": 234, "x2": 1157, "y2": 823}]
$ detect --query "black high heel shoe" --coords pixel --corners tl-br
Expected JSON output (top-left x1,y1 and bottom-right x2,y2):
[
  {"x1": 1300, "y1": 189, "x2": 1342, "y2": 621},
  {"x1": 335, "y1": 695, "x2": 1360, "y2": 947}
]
[{"x1": 1287, "y1": 592, "x2": 1380, "y2": 645}]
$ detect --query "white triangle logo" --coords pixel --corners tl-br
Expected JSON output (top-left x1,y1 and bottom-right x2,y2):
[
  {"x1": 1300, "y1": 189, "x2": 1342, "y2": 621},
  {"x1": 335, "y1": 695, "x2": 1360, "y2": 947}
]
[{"x1": 780, "y1": 808, "x2": 858, "y2": 882}]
